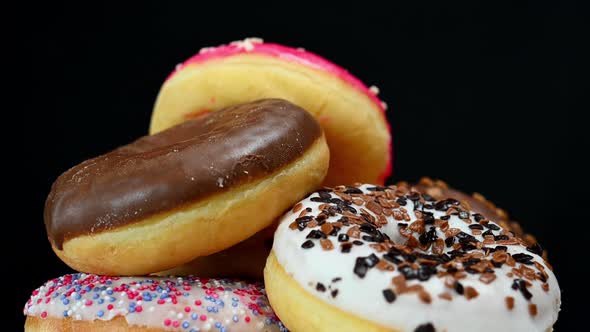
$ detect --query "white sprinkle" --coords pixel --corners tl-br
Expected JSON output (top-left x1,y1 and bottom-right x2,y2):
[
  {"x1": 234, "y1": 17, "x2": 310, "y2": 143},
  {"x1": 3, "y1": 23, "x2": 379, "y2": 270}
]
[
  {"x1": 217, "y1": 177, "x2": 224, "y2": 188},
  {"x1": 381, "y1": 101, "x2": 388, "y2": 110},
  {"x1": 191, "y1": 177, "x2": 195, "y2": 181},
  {"x1": 168, "y1": 310, "x2": 176, "y2": 317},
  {"x1": 199, "y1": 47, "x2": 215, "y2": 54},
  {"x1": 203, "y1": 322, "x2": 212, "y2": 331},
  {"x1": 230, "y1": 37, "x2": 264, "y2": 52},
  {"x1": 175, "y1": 63, "x2": 183, "y2": 70},
  {"x1": 369, "y1": 85, "x2": 380, "y2": 95},
  {"x1": 177, "y1": 313, "x2": 184, "y2": 319},
  {"x1": 149, "y1": 306, "x2": 155, "y2": 312},
  {"x1": 74, "y1": 314, "x2": 82, "y2": 320}
]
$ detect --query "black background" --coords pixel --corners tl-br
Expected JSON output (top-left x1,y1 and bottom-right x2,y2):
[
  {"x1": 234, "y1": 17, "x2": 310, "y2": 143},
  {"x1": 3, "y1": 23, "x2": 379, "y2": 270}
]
[{"x1": 13, "y1": 2, "x2": 583, "y2": 330}]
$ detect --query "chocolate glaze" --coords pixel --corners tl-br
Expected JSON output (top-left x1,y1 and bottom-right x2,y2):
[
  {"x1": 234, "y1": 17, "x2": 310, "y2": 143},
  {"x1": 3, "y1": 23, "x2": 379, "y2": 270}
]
[{"x1": 45, "y1": 99, "x2": 322, "y2": 249}]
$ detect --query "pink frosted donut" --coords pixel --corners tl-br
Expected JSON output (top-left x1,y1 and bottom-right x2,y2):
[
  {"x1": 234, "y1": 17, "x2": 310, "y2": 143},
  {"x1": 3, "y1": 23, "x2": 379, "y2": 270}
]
[
  {"x1": 24, "y1": 274, "x2": 286, "y2": 332},
  {"x1": 151, "y1": 38, "x2": 392, "y2": 186}
]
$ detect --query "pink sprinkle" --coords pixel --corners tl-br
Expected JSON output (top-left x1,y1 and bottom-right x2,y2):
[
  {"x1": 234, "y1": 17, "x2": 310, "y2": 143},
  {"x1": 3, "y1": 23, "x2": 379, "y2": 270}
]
[
  {"x1": 40, "y1": 312, "x2": 47, "y2": 319},
  {"x1": 184, "y1": 306, "x2": 191, "y2": 312},
  {"x1": 195, "y1": 300, "x2": 202, "y2": 306},
  {"x1": 164, "y1": 319, "x2": 171, "y2": 326},
  {"x1": 135, "y1": 306, "x2": 143, "y2": 313},
  {"x1": 85, "y1": 300, "x2": 93, "y2": 306},
  {"x1": 172, "y1": 321, "x2": 180, "y2": 328},
  {"x1": 107, "y1": 304, "x2": 114, "y2": 310},
  {"x1": 200, "y1": 315, "x2": 207, "y2": 321},
  {"x1": 157, "y1": 299, "x2": 165, "y2": 305},
  {"x1": 245, "y1": 316, "x2": 251, "y2": 323}
]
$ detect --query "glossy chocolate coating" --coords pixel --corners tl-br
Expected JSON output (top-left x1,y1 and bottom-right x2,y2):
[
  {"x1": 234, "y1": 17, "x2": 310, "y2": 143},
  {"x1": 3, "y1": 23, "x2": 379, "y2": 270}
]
[{"x1": 45, "y1": 99, "x2": 321, "y2": 248}]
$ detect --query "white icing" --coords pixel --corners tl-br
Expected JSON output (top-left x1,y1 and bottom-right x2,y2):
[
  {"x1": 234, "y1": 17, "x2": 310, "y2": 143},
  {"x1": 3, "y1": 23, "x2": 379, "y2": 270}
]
[
  {"x1": 273, "y1": 184, "x2": 560, "y2": 331},
  {"x1": 25, "y1": 275, "x2": 286, "y2": 332}
]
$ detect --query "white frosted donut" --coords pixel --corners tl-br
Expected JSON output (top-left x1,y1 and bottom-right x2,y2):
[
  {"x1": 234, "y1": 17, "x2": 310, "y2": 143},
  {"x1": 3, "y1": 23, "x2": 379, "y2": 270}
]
[
  {"x1": 24, "y1": 274, "x2": 286, "y2": 332},
  {"x1": 265, "y1": 184, "x2": 560, "y2": 332}
]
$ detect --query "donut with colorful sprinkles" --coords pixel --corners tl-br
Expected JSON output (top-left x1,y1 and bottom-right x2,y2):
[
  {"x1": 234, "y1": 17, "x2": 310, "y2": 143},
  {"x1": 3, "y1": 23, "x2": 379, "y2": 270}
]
[
  {"x1": 24, "y1": 274, "x2": 286, "y2": 331},
  {"x1": 265, "y1": 184, "x2": 560, "y2": 331}
]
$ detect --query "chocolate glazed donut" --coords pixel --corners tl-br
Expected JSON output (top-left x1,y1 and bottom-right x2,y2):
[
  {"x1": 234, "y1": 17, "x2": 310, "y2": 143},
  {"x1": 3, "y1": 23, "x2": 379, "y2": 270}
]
[{"x1": 45, "y1": 99, "x2": 330, "y2": 275}]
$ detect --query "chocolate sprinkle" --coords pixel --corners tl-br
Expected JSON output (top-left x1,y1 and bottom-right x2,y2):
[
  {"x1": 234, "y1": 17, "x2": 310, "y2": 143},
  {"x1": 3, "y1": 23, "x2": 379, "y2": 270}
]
[
  {"x1": 415, "y1": 323, "x2": 435, "y2": 332},
  {"x1": 301, "y1": 240, "x2": 315, "y2": 249},
  {"x1": 512, "y1": 279, "x2": 533, "y2": 300},
  {"x1": 354, "y1": 257, "x2": 369, "y2": 278},
  {"x1": 338, "y1": 234, "x2": 349, "y2": 242},
  {"x1": 383, "y1": 289, "x2": 397, "y2": 303},
  {"x1": 316, "y1": 283, "x2": 326, "y2": 292}
]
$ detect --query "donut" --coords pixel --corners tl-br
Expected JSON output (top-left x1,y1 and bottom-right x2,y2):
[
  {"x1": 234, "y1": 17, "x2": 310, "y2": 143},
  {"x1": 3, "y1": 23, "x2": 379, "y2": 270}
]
[
  {"x1": 155, "y1": 226, "x2": 275, "y2": 280},
  {"x1": 24, "y1": 273, "x2": 286, "y2": 332},
  {"x1": 399, "y1": 177, "x2": 541, "y2": 247},
  {"x1": 151, "y1": 38, "x2": 391, "y2": 186},
  {"x1": 265, "y1": 184, "x2": 560, "y2": 331},
  {"x1": 45, "y1": 99, "x2": 329, "y2": 276}
]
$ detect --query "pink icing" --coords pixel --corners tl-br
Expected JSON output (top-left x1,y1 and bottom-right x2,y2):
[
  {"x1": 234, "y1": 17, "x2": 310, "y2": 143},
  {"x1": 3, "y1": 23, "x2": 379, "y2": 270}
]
[{"x1": 167, "y1": 40, "x2": 392, "y2": 183}]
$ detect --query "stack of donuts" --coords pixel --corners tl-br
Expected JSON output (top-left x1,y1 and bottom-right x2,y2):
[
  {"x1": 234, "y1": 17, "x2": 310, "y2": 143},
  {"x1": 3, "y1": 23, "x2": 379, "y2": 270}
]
[{"x1": 24, "y1": 38, "x2": 560, "y2": 332}]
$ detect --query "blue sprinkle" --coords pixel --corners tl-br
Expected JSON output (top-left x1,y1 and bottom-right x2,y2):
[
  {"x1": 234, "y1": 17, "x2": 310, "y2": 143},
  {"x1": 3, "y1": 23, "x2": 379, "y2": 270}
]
[
  {"x1": 62, "y1": 299, "x2": 70, "y2": 305},
  {"x1": 74, "y1": 294, "x2": 81, "y2": 300},
  {"x1": 61, "y1": 294, "x2": 67, "y2": 300},
  {"x1": 98, "y1": 299, "x2": 104, "y2": 304},
  {"x1": 190, "y1": 329, "x2": 199, "y2": 332},
  {"x1": 63, "y1": 311, "x2": 69, "y2": 317},
  {"x1": 183, "y1": 292, "x2": 190, "y2": 296},
  {"x1": 94, "y1": 287, "x2": 100, "y2": 292},
  {"x1": 232, "y1": 302, "x2": 238, "y2": 307},
  {"x1": 191, "y1": 313, "x2": 198, "y2": 320},
  {"x1": 220, "y1": 327, "x2": 226, "y2": 332},
  {"x1": 215, "y1": 322, "x2": 221, "y2": 328},
  {"x1": 52, "y1": 292, "x2": 59, "y2": 298},
  {"x1": 85, "y1": 286, "x2": 92, "y2": 292},
  {"x1": 106, "y1": 280, "x2": 112, "y2": 285},
  {"x1": 182, "y1": 321, "x2": 190, "y2": 329},
  {"x1": 232, "y1": 315, "x2": 239, "y2": 322},
  {"x1": 207, "y1": 306, "x2": 213, "y2": 312},
  {"x1": 92, "y1": 293, "x2": 100, "y2": 299},
  {"x1": 107, "y1": 290, "x2": 113, "y2": 295},
  {"x1": 213, "y1": 307, "x2": 218, "y2": 313},
  {"x1": 129, "y1": 302, "x2": 136, "y2": 307},
  {"x1": 232, "y1": 297, "x2": 238, "y2": 302},
  {"x1": 109, "y1": 297, "x2": 116, "y2": 302},
  {"x1": 129, "y1": 306, "x2": 135, "y2": 313},
  {"x1": 97, "y1": 310, "x2": 104, "y2": 318}
]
